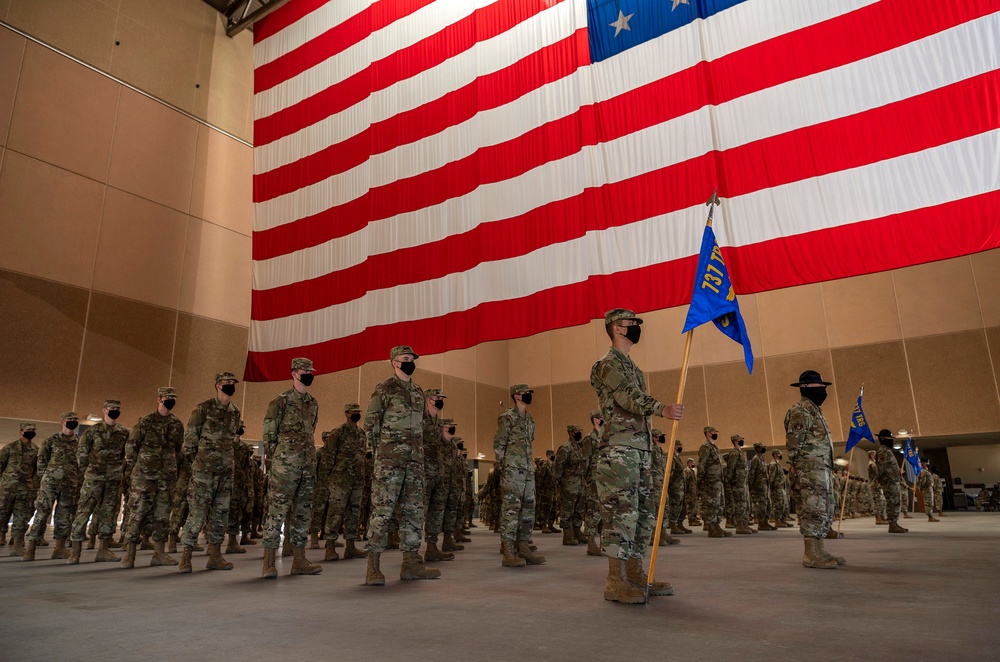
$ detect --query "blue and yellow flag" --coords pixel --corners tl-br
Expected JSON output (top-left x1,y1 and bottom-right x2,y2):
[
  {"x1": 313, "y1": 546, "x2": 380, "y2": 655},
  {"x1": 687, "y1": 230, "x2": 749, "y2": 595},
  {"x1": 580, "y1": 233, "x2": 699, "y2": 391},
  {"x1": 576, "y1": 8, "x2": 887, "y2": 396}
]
[
  {"x1": 844, "y1": 392, "x2": 874, "y2": 452},
  {"x1": 903, "y1": 437, "x2": 922, "y2": 481},
  {"x1": 682, "y1": 225, "x2": 754, "y2": 373}
]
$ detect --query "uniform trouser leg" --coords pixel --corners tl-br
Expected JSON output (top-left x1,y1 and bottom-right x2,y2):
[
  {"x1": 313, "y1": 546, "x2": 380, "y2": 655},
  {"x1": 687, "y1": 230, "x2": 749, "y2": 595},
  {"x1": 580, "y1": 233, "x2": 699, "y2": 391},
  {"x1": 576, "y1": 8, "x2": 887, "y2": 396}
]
[
  {"x1": 124, "y1": 476, "x2": 172, "y2": 543},
  {"x1": 442, "y1": 482, "x2": 461, "y2": 535},
  {"x1": 0, "y1": 487, "x2": 33, "y2": 538},
  {"x1": 595, "y1": 446, "x2": 653, "y2": 560},
  {"x1": 883, "y1": 482, "x2": 901, "y2": 523},
  {"x1": 793, "y1": 458, "x2": 835, "y2": 538},
  {"x1": 28, "y1": 483, "x2": 61, "y2": 542},
  {"x1": 584, "y1": 481, "x2": 602, "y2": 533},
  {"x1": 423, "y1": 471, "x2": 448, "y2": 542},
  {"x1": 263, "y1": 460, "x2": 315, "y2": 549},
  {"x1": 699, "y1": 480, "x2": 722, "y2": 524},
  {"x1": 227, "y1": 496, "x2": 247, "y2": 537},
  {"x1": 70, "y1": 479, "x2": 114, "y2": 541},
  {"x1": 668, "y1": 484, "x2": 684, "y2": 524},
  {"x1": 182, "y1": 471, "x2": 231, "y2": 548},
  {"x1": 366, "y1": 442, "x2": 424, "y2": 553},
  {"x1": 498, "y1": 467, "x2": 535, "y2": 543},
  {"x1": 309, "y1": 488, "x2": 329, "y2": 534}
]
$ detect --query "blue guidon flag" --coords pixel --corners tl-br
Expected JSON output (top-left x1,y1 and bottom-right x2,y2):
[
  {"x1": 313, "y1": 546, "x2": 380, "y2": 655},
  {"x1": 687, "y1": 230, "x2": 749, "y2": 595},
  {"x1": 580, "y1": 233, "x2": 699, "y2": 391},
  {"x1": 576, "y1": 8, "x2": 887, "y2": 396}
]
[
  {"x1": 903, "y1": 437, "x2": 922, "y2": 482},
  {"x1": 844, "y1": 389, "x2": 874, "y2": 453}
]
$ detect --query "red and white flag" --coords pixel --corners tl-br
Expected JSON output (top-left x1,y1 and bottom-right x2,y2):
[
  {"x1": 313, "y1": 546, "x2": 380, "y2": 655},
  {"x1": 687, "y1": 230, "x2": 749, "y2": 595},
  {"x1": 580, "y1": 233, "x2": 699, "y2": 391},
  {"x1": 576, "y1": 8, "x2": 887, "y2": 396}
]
[{"x1": 245, "y1": 0, "x2": 1000, "y2": 381}]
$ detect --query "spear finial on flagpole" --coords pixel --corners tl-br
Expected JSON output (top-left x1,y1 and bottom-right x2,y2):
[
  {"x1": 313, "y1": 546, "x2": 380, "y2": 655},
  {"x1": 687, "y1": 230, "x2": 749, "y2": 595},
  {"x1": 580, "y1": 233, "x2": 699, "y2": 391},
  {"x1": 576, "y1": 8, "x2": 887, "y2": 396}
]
[{"x1": 706, "y1": 189, "x2": 720, "y2": 226}]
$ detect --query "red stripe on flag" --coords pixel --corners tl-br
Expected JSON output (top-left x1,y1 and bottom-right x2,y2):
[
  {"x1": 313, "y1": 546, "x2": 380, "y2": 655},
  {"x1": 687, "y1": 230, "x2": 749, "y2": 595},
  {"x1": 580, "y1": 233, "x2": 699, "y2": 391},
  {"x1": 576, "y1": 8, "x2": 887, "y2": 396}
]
[
  {"x1": 249, "y1": 71, "x2": 999, "y2": 320},
  {"x1": 254, "y1": 0, "x2": 334, "y2": 44},
  {"x1": 243, "y1": 191, "x2": 1000, "y2": 380}
]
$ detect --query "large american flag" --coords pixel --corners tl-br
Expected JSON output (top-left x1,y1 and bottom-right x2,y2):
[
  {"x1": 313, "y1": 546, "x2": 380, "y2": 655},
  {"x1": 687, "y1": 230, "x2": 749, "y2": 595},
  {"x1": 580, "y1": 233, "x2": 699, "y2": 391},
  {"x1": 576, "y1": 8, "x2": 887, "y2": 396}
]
[{"x1": 245, "y1": 0, "x2": 1000, "y2": 381}]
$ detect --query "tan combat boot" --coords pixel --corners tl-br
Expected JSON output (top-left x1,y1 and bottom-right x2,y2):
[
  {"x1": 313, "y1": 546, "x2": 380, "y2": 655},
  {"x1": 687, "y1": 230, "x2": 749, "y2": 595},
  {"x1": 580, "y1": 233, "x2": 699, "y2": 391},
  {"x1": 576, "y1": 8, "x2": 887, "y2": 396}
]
[
  {"x1": 516, "y1": 540, "x2": 546, "y2": 565},
  {"x1": 400, "y1": 550, "x2": 440, "y2": 580},
  {"x1": 541, "y1": 523, "x2": 552, "y2": 534},
  {"x1": 344, "y1": 539, "x2": 367, "y2": 559},
  {"x1": 903, "y1": 511, "x2": 912, "y2": 519},
  {"x1": 86, "y1": 532, "x2": 97, "y2": 550},
  {"x1": 225, "y1": 534, "x2": 246, "y2": 555},
  {"x1": 68, "y1": 540, "x2": 82, "y2": 565},
  {"x1": 365, "y1": 551, "x2": 384, "y2": 585},
  {"x1": 22, "y1": 539, "x2": 36, "y2": 561},
  {"x1": 262, "y1": 547, "x2": 278, "y2": 579},
  {"x1": 9, "y1": 533, "x2": 24, "y2": 557},
  {"x1": 574, "y1": 527, "x2": 588, "y2": 544},
  {"x1": 324, "y1": 539, "x2": 340, "y2": 561},
  {"x1": 936, "y1": 509, "x2": 947, "y2": 517},
  {"x1": 736, "y1": 519, "x2": 754, "y2": 535},
  {"x1": 240, "y1": 529, "x2": 256, "y2": 546},
  {"x1": 888, "y1": 521, "x2": 909, "y2": 534},
  {"x1": 38, "y1": 537, "x2": 49, "y2": 547},
  {"x1": 669, "y1": 522, "x2": 686, "y2": 536},
  {"x1": 140, "y1": 536, "x2": 154, "y2": 550},
  {"x1": 424, "y1": 540, "x2": 455, "y2": 562},
  {"x1": 817, "y1": 538, "x2": 846, "y2": 565},
  {"x1": 167, "y1": 533, "x2": 178, "y2": 554},
  {"x1": 927, "y1": 512, "x2": 940, "y2": 522},
  {"x1": 604, "y1": 557, "x2": 647, "y2": 604},
  {"x1": 562, "y1": 528, "x2": 579, "y2": 546},
  {"x1": 725, "y1": 518, "x2": 735, "y2": 529},
  {"x1": 309, "y1": 531, "x2": 320, "y2": 549},
  {"x1": 178, "y1": 548, "x2": 193, "y2": 573},
  {"x1": 703, "y1": 523, "x2": 711, "y2": 531},
  {"x1": 501, "y1": 540, "x2": 526, "y2": 567},
  {"x1": 281, "y1": 535, "x2": 293, "y2": 557},
  {"x1": 206, "y1": 543, "x2": 233, "y2": 570},
  {"x1": 624, "y1": 557, "x2": 674, "y2": 596},
  {"x1": 802, "y1": 537, "x2": 836, "y2": 569},
  {"x1": 51, "y1": 539, "x2": 70, "y2": 560},
  {"x1": 95, "y1": 538, "x2": 120, "y2": 562},
  {"x1": 442, "y1": 533, "x2": 464, "y2": 551},
  {"x1": 826, "y1": 528, "x2": 844, "y2": 539},
  {"x1": 454, "y1": 528, "x2": 471, "y2": 543},
  {"x1": 875, "y1": 516, "x2": 889, "y2": 525},
  {"x1": 587, "y1": 535, "x2": 602, "y2": 556},
  {"x1": 657, "y1": 532, "x2": 680, "y2": 545},
  {"x1": 291, "y1": 546, "x2": 323, "y2": 575},
  {"x1": 120, "y1": 542, "x2": 137, "y2": 569},
  {"x1": 151, "y1": 540, "x2": 178, "y2": 566}
]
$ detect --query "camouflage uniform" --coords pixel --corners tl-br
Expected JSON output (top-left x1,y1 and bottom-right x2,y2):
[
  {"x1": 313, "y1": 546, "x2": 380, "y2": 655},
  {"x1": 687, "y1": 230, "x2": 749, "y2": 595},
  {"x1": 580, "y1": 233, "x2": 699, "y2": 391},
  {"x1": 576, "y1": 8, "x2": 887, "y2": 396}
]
[
  {"x1": 228, "y1": 438, "x2": 254, "y2": 538},
  {"x1": 683, "y1": 463, "x2": 699, "y2": 524},
  {"x1": 323, "y1": 412, "x2": 366, "y2": 543},
  {"x1": 364, "y1": 367, "x2": 426, "y2": 553},
  {"x1": 868, "y1": 455, "x2": 887, "y2": 521},
  {"x1": 534, "y1": 456, "x2": 554, "y2": 530},
  {"x1": 932, "y1": 473, "x2": 945, "y2": 513},
  {"x1": 421, "y1": 393, "x2": 449, "y2": 544},
  {"x1": 697, "y1": 436, "x2": 724, "y2": 525},
  {"x1": 725, "y1": 437, "x2": 749, "y2": 524},
  {"x1": 28, "y1": 421, "x2": 80, "y2": 544},
  {"x1": 493, "y1": 388, "x2": 537, "y2": 545},
  {"x1": 875, "y1": 445, "x2": 902, "y2": 523},
  {"x1": 768, "y1": 457, "x2": 789, "y2": 522},
  {"x1": 262, "y1": 385, "x2": 319, "y2": 550},
  {"x1": 554, "y1": 426, "x2": 586, "y2": 531},
  {"x1": 310, "y1": 430, "x2": 335, "y2": 539},
  {"x1": 181, "y1": 389, "x2": 240, "y2": 549},
  {"x1": 123, "y1": 399, "x2": 184, "y2": 543},
  {"x1": 917, "y1": 469, "x2": 935, "y2": 513},
  {"x1": 581, "y1": 415, "x2": 603, "y2": 535},
  {"x1": 169, "y1": 454, "x2": 192, "y2": 538},
  {"x1": 648, "y1": 438, "x2": 670, "y2": 539},
  {"x1": 667, "y1": 447, "x2": 686, "y2": 526},
  {"x1": 71, "y1": 411, "x2": 129, "y2": 542},
  {"x1": 359, "y1": 451, "x2": 374, "y2": 538},
  {"x1": 784, "y1": 398, "x2": 835, "y2": 538},
  {"x1": 443, "y1": 438, "x2": 467, "y2": 537},
  {"x1": 748, "y1": 448, "x2": 771, "y2": 527},
  {"x1": 1, "y1": 425, "x2": 40, "y2": 549}
]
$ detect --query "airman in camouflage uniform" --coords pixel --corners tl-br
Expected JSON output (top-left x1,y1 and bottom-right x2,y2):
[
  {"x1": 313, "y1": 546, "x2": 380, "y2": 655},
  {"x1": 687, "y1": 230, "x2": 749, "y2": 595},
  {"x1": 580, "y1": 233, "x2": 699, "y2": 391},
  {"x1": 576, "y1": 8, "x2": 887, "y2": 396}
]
[
  {"x1": 590, "y1": 309, "x2": 684, "y2": 603},
  {"x1": 932, "y1": 471, "x2": 946, "y2": 516},
  {"x1": 359, "y1": 449, "x2": 374, "y2": 539},
  {"x1": 420, "y1": 390, "x2": 453, "y2": 562},
  {"x1": 24, "y1": 413, "x2": 80, "y2": 561},
  {"x1": 309, "y1": 424, "x2": 334, "y2": 550},
  {"x1": 917, "y1": 460, "x2": 938, "y2": 521},
  {"x1": 748, "y1": 442, "x2": 773, "y2": 532},
  {"x1": 649, "y1": 430, "x2": 679, "y2": 546},
  {"x1": 226, "y1": 422, "x2": 254, "y2": 554},
  {"x1": 867, "y1": 450, "x2": 887, "y2": 524},
  {"x1": 363, "y1": 346, "x2": 439, "y2": 585},
  {"x1": 683, "y1": 458, "x2": 700, "y2": 527},
  {"x1": 768, "y1": 450, "x2": 791, "y2": 527},
  {"x1": 666, "y1": 440, "x2": 689, "y2": 536},
  {"x1": 321, "y1": 404, "x2": 367, "y2": 561},
  {"x1": 725, "y1": 434, "x2": 753, "y2": 534},
  {"x1": 784, "y1": 370, "x2": 843, "y2": 569},
  {"x1": 554, "y1": 424, "x2": 587, "y2": 546},
  {"x1": 441, "y1": 424, "x2": 467, "y2": 552},
  {"x1": 2, "y1": 423, "x2": 40, "y2": 558},
  {"x1": 69, "y1": 402, "x2": 128, "y2": 564},
  {"x1": 698, "y1": 426, "x2": 729, "y2": 538},
  {"x1": 875, "y1": 430, "x2": 907, "y2": 533},
  {"x1": 119, "y1": 387, "x2": 184, "y2": 568},
  {"x1": 534, "y1": 450, "x2": 556, "y2": 533},
  {"x1": 168, "y1": 451, "x2": 194, "y2": 553},
  {"x1": 494, "y1": 384, "x2": 545, "y2": 568},
  {"x1": 260, "y1": 357, "x2": 323, "y2": 578},
  {"x1": 179, "y1": 373, "x2": 241, "y2": 573},
  {"x1": 581, "y1": 410, "x2": 604, "y2": 553}
]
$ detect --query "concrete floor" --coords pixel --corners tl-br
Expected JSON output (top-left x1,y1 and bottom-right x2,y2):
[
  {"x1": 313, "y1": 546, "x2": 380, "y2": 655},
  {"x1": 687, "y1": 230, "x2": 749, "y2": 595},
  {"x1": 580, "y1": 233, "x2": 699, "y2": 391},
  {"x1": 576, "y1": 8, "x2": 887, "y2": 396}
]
[{"x1": 2, "y1": 512, "x2": 998, "y2": 661}]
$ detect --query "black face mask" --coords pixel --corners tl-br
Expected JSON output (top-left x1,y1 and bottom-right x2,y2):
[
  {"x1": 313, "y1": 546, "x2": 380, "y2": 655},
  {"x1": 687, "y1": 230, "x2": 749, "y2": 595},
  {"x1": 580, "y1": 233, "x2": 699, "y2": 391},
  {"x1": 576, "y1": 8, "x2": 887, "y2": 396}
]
[
  {"x1": 624, "y1": 325, "x2": 641, "y2": 344},
  {"x1": 399, "y1": 361, "x2": 416, "y2": 376},
  {"x1": 221, "y1": 384, "x2": 237, "y2": 397},
  {"x1": 659, "y1": 436, "x2": 666, "y2": 444},
  {"x1": 520, "y1": 393, "x2": 532, "y2": 405},
  {"x1": 596, "y1": 419, "x2": 604, "y2": 427},
  {"x1": 801, "y1": 386, "x2": 828, "y2": 407},
  {"x1": 738, "y1": 440, "x2": 745, "y2": 448},
  {"x1": 365, "y1": 451, "x2": 373, "y2": 460},
  {"x1": 162, "y1": 399, "x2": 176, "y2": 411},
  {"x1": 107, "y1": 410, "x2": 121, "y2": 420},
  {"x1": 23, "y1": 431, "x2": 36, "y2": 440},
  {"x1": 456, "y1": 442, "x2": 465, "y2": 450},
  {"x1": 711, "y1": 434, "x2": 718, "y2": 441},
  {"x1": 447, "y1": 426, "x2": 456, "y2": 435},
  {"x1": 350, "y1": 413, "x2": 361, "y2": 423},
  {"x1": 433, "y1": 399, "x2": 444, "y2": 410},
  {"x1": 573, "y1": 432, "x2": 582, "y2": 441},
  {"x1": 65, "y1": 421, "x2": 79, "y2": 431},
  {"x1": 237, "y1": 426, "x2": 245, "y2": 436},
  {"x1": 298, "y1": 373, "x2": 314, "y2": 387},
  {"x1": 676, "y1": 445, "x2": 683, "y2": 453}
]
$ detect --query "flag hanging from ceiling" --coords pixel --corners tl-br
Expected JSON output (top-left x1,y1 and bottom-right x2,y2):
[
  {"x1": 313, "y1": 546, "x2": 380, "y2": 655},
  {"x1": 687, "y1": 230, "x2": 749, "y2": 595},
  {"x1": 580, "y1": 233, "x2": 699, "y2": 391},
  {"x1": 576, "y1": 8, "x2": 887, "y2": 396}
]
[{"x1": 246, "y1": 0, "x2": 1000, "y2": 381}]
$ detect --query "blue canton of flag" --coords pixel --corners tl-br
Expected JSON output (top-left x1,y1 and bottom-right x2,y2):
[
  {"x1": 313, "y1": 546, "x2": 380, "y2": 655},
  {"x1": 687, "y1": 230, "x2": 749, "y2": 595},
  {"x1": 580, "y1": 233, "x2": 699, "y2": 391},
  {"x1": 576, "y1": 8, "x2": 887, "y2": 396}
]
[
  {"x1": 682, "y1": 224, "x2": 754, "y2": 372},
  {"x1": 903, "y1": 437, "x2": 921, "y2": 482},
  {"x1": 844, "y1": 392, "x2": 874, "y2": 453},
  {"x1": 587, "y1": 0, "x2": 749, "y2": 63}
]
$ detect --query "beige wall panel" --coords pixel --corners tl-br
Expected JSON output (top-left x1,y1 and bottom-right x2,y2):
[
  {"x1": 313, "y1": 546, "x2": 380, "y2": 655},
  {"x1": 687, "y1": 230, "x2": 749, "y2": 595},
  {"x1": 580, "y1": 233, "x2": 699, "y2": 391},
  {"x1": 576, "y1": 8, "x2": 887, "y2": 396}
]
[
  {"x1": 763, "y1": 351, "x2": 843, "y2": 443},
  {"x1": 108, "y1": 89, "x2": 198, "y2": 213},
  {"x1": 893, "y1": 257, "x2": 983, "y2": 338},
  {"x1": 193, "y1": 68, "x2": 252, "y2": 142},
  {"x1": 527, "y1": 385, "x2": 553, "y2": 454},
  {"x1": 947, "y1": 445, "x2": 1000, "y2": 487},
  {"x1": 442, "y1": 374, "x2": 476, "y2": 454},
  {"x1": 189, "y1": 124, "x2": 252, "y2": 234},
  {"x1": 0, "y1": 27, "x2": 26, "y2": 147},
  {"x1": 411, "y1": 368, "x2": 442, "y2": 393},
  {"x1": 92, "y1": 188, "x2": 186, "y2": 308},
  {"x1": 703, "y1": 360, "x2": 772, "y2": 443},
  {"x1": 640, "y1": 305, "x2": 705, "y2": 371},
  {"x1": 508, "y1": 332, "x2": 551, "y2": 389},
  {"x1": 307, "y1": 368, "x2": 364, "y2": 442},
  {"x1": 0, "y1": 269, "x2": 88, "y2": 420},
  {"x1": 648, "y1": 366, "x2": 707, "y2": 447},
  {"x1": 177, "y1": 217, "x2": 251, "y2": 326},
  {"x1": 7, "y1": 0, "x2": 118, "y2": 70},
  {"x1": 0, "y1": 152, "x2": 104, "y2": 287},
  {"x1": 549, "y1": 323, "x2": 597, "y2": 384},
  {"x1": 169, "y1": 311, "x2": 247, "y2": 427},
  {"x1": 694, "y1": 293, "x2": 761, "y2": 366},
  {"x1": 118, "y1": 0, "x2": 211, "y2": 53},
  {"x1": 475, "y1": 383, "x2": 508, "y2": 462},
  {"x1": 75, "y1": 292, "x2": 175, "y2": 429},
  {"x1": 414, "y1": 352, "x2": 443, "y2": 376},
  {"x1": 829, "y1": 342, "x2": 918, "y2": 439},
  {"x1": 988, "y1": 327, "x2": 1000, "y2": 395},
  {"x1": 7, "y1": 43, "x2": 119, "y2": 181},
  {"x1": 906, "y1": 331, "x2": 1000, "y2": 436},
  {"x1": 439, "y1": 346, "x2": 476, "y2": 382},
  {"x1": 199, "y1": 13, "x2": 253, "y2": 85},
  {"x1": 474, "y1": 340, "x2": 508, "y2": 390},
  {"x1": 756, "y1": 283, "x2": 829, "y2": 356},
  {"x1": 360, "y1": 359, "x2": 389, "y2": 402},
  {"x1": 971, "y1": 249, "x2": 1000, "y2": 328},
  {"x1": 822, "y1": 272, "x2": 903, "y2": 348},
  {"x1": 239, "y1": 380, "x2": 279, "y2": 443},
  {"x1": 551, "y1": 381, "x2": 599, "y2": 448}
]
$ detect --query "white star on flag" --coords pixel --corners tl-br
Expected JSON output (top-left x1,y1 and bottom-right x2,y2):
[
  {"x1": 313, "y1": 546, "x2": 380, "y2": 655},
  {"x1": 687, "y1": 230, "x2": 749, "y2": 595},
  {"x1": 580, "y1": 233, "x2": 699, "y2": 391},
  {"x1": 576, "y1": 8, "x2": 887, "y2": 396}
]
[
  {"x1": 609, "y1": 10, "x2": 633, "y2": 37},
  {"x1": 671, "y1": 0, "x2": 690, "y2": 10}
]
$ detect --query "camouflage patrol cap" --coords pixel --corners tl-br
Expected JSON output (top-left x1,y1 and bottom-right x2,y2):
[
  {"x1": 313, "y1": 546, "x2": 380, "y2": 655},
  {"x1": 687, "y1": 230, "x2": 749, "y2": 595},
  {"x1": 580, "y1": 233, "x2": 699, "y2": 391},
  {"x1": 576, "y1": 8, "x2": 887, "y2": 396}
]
[
  {"x1": 731, "y1": 434, "x2": 744, "y2": 442},
  {"x1": 589, "y1": 409, "x2": 602, "y2": 420},
  {"x1": 343, "y1": 403, "x2": 362, "y2": 412},
  {"x1": 509, "y1": 383, "x2": 533, "y2": 398},
  {"x1": 60, "y1": 412, "x2": 78, "y2": 420},
  {"x1": 604, "y1": 308, "x2": 643, "y2": 325},
  {"x1": 20, "y1": 422, "x2": 36, "y2": 431},
  {"x1": 441, "y1": 418, "x2": 456, "y2": 426},
  {"x1": 215, "y1": 371, "x2": 239, "y2": 384},
  {"x1": 567, "y1": 425, "x2": 582, "y2": 434},
  {"x1": 390, "y1": 345, "x2": 419, "y2": 360},
  {"x1": 771, "y1": 448, "x2": 782, "y2": 456},
  {"x1": 424, "y1": 389, "x2": 446, "y2": 398},
  {"x1": 291, "y1": 357, "x2": 314, "y2": 372},
  {"x1": 753, "y1": 441, "x2": 766, "y2": 451},
  {"x1": 652, "y1": 428, "x2": 665, "y2": 440},
  {"x1": 704, "y1": 426, "x2": 718, "y2": 434},
  {"x1": 103, "y1": 399, "x2": 121, "y2": 409},
  {"x1": 157, "y1": 387, "x2": 177, "y2": 399}
]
